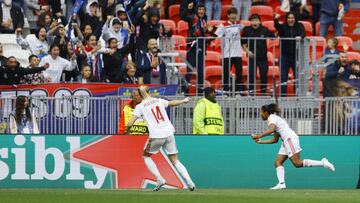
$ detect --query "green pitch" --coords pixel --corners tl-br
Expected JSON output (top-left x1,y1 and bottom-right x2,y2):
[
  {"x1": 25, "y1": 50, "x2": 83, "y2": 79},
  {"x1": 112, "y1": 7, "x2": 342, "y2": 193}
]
[{"x1": 0, "y1": 189, "x2": 359, "y2": 203}]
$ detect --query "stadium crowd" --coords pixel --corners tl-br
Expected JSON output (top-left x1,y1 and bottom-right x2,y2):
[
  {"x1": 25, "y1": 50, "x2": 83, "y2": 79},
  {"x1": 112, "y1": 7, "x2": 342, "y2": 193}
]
[{"x1": 0, "y1": 0, "x2": 359, "y2": 96}]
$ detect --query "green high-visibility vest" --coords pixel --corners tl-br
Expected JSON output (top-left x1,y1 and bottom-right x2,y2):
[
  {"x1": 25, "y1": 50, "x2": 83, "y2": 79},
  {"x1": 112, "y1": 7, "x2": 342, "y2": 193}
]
[{"x1": 193, "y1": 98, "x2": 224, "y2": 135}]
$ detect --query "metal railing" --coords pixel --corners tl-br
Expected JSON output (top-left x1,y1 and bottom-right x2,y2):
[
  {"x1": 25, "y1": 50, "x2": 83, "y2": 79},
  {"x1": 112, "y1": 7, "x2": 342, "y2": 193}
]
[
  {"x1": 2, "y1": 95, "x2": 358, "y2": 135},
  {"x1": 159, "y1": 36, "x2": 325, "y2": 97}
]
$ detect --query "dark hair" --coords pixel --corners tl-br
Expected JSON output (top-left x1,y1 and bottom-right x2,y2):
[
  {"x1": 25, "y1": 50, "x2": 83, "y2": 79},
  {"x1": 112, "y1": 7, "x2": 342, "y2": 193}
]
[
  {"x1": 227, "y1": 7, "x2": 238, "y2": 15},
  {"x1": 28, "y1": 54, "x2": 38, "y2": 62},
  {"x1": 249, "y1": 14, "x2": 261, "y2": 21},
  {"x1": 261, "y1": 103, "x2": 281, "y2": 115},
  {"x1": 327, "y1": 36, "x2": 339, "y2": 47},
  {"x1": 37, "y1": 12, "x2": 52, "y2": 27},
  {"x1": 204, "y1": 87, "x2": 215, "y2": 97},
  {"x1": 49, "y1": 43, "x2": 59, "y2": 53},
  {"x1": 35, "y1": 27, "x2": 47, "y2": 39},
  {"x1": 15, "y1": 95, "x2": 32, "y2": 124},
  {"x1": 349, "y1": 59, "x2": 360, "y2": 66}
]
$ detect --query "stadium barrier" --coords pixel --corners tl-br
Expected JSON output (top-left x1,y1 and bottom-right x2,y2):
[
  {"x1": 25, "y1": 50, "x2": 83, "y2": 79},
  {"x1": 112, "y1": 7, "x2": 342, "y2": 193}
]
[
  {"x1": 0, "y1": 95, "x2": 359, "y2": 135},
  {"x1": 0, "y1": 134, "x2": 358, "y2": 189}
]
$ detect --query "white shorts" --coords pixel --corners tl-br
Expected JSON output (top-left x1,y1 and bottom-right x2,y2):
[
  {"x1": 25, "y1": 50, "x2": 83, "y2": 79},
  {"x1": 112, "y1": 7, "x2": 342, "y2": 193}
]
[
  {"x1": 144, "y1": 135, "x2": 178, "y2": 155},
  {"x1": 278, "y1": 137, "x2": 302, "y2": 158}
]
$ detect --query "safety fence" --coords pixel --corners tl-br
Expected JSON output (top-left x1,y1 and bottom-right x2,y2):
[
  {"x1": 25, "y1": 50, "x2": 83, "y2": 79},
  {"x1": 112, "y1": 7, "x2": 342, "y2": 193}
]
[
  {"x1": 0, "y1": 95, "x2": 358, "y2": 135},
  {"x1": 159, "y1": 36, "x2": 327, "y2": 97}
]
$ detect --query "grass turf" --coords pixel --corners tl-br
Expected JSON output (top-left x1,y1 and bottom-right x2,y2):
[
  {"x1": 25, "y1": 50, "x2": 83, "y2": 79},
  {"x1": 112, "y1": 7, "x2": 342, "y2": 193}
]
[{"x1": 0, "y1": 189, "x2": 359, "y2": 203}]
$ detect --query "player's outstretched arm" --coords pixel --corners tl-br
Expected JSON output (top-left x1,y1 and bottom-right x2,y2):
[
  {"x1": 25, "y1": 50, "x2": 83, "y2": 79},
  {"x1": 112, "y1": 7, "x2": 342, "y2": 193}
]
[
  {"x1": 251, "y1": 124, "x2": 276, "y2": 139},
  {"x1": 255, "y1": 132, "x2": 280, "y2": 144},
  {"x1": 168, "y1": 97, "x2": 190, "y2": 107},
  {"x1": 125, "y1": 115, "x2": 139, "y2": 134}
]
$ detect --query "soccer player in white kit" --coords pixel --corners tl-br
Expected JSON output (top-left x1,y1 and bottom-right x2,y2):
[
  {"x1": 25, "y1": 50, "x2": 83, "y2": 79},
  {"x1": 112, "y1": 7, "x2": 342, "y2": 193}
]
[
  {"x1": 251, "y1": 103, "x2": 335, "y2": 190},
  {"x1": 126, "y1": 86, "x2": 195, "y2": 191}
]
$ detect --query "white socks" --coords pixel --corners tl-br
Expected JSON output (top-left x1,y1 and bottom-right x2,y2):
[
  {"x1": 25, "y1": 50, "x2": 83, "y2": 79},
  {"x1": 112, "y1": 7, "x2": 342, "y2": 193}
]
[
  {"x1": 276, "y1": 166, "x2": 285, "y2": 184},
  {"x1": 143, "y1": 156, "x2": 164, "y2": 181},
  {"x1": 303, "y1": 159, "x2": 323, "y2": 167},
  {"x1": 174, "y1": 160, "x2": 194, "y2": 186}
]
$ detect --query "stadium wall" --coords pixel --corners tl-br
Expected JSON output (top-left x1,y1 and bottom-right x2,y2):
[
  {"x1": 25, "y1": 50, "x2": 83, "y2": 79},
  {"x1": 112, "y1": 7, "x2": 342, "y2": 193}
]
[{"x1": 0, "y1": 135, "x2": 358, "y2": 189}]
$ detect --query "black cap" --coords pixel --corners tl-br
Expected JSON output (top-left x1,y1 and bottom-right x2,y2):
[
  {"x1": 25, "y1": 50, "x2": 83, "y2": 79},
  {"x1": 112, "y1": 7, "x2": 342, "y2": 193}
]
[
  {"x1": 112, "y1": 18, "x2": 121, "y2": 25},
  {"x1": 249, "y1": 14, "x2": 261, "y2": 21}
]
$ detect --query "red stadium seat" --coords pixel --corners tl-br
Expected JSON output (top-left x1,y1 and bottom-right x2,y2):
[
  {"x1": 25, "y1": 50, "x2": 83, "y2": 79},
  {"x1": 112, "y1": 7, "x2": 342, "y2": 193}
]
[
  {"x1": 335, "y1": 36, "x2": 353, "y2": 51},
  {"x1": 177, "y1": 20, "x2": 189, "y2": 37},
  {"x1": 169, "y1": 4, "x2": 181, "y2": 23},
  {"x1": 275, "y1": 6, "x2": 286, "y2": 22},
  {"x1": 250, "y1": 6, "x2": 274, "y2": 21},
  {"x1": 210, "y1": 37, "x2": 222, "y2": 53},
  {"x1": 222, "y1": 0, "x2": 232, "y2": 6},
  {"x1": 268, "y1": 0, "x2": 281, "y2": 10},
  {"x1": 174, "y1": 50, "x2": 187, "y2": 63},
  {"x1": 240, "y1": 20, "x2": 251, "y2": 27},
  {"x1": 346, "y1": 51, "x2": 360, "y2": 61},
  {"x1": 172, "y1": 35, "x2": 187, "y2": 50},
  {"x1": 206, "y1": 51, "x2": 222, "y2": 66},
  {"x1": 205, "y1": 65, "x2": 223, "y2": 85},
  {"x1": 159, "y1": 19, "x2": 177, "y2": 34},
  {"x1": 299, "y1": 21, "x2": 313, "y2": 36},
  {"x1": 263, "y1": 21, "x2": 276, "y2": 33},
  {"x1": 207, "y1": 20, "x2": 225, "y2": 28}
]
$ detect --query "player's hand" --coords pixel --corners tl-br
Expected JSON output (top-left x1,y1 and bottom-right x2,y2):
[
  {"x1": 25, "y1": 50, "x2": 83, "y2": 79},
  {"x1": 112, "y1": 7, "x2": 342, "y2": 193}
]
[
  {"x1": 255, "y1": 138, "x2": 261, "y2": 143},
  {"x1": 251, "y1": 134, "x2": 259, "y2": 140}
]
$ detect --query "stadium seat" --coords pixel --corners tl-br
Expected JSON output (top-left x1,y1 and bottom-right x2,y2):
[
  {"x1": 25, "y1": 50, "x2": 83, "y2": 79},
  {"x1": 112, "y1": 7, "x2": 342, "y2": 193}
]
[
  {"x1": 299, "y1": 21, "x2": 313, "y2": 36},
  {"x1": 0, "y1": 34, "x2": 17, "y2": 44},
  {"x1": 159, "y1": 19, "x2": 177, "y2": 34},
  {"x1": 172, "y1": 35, "x2": 187, "y2": 50},
  {"x1": 205, "y1": 65, "x2": 223, "y2": 85},
  {"x1": 177, "y1": 20, "x2": 189, "y2": 37},
  {"x1": 268, "y1": 0, "x2": 281, "y2": 10},
  {"x1": 222, "y1": 0, "x2": 232, "y2": 5},
  {"x1": 174, "y1": 50, "x2": 187, "y2": 63},
  {"x1": 221, "y1": 5, "x2": 233, "y2": 20},
  {"x1": 208, "y1": 20, "x2": 225, "y2": 28},
  {"x1": 205, "y1": 51, "x2": 222, "y2": 66},
  {"x1": 240, "y1": 20, "x2": 251, "y2": 27},
  {"x1": 346, "y1": 51, "x2": 360, "y2": 61},
  {"x1": 210, "y1": 37, "x2": 222, "y2": 53},
  {"x1": 336, "y1": 36, "x2": 353, "y2": 51},
  {"x1": 263, "y1": 21, "x2": 276, "y2": 33},
  {"x1": 307, "y1": 36, "x2": 326, "y2": 61},
  {"x1": 250, "y1": 6, "x2": 274, "y2": 21},
  {"x1": 267, "y1": 38, "x2": 280, "y2": 60},
  {"x1": 214, "y1": 79, "x2": 223, "y2": 89},
  {"x1": 169, "y1": 4, "x2": 181, "y2": 23}
]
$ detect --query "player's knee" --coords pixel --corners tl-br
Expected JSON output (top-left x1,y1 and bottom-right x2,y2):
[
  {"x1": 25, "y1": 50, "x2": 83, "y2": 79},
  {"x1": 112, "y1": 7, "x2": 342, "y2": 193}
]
[
  {"x1": 274, "y1": 161, "x2": 282, "y2": 167},
  {"x1": 292, "y1": 161, "x2": 303, "y2": 168}
]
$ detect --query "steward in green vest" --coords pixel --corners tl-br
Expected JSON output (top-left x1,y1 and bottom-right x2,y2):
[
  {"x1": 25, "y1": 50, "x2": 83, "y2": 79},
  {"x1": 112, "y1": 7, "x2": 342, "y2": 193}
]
[{"x1": 193, "y1": 87, "x2": 224, "y2": 135}]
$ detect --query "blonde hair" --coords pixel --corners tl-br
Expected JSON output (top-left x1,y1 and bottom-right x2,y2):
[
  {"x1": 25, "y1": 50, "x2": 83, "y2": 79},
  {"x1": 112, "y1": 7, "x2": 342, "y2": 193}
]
[{"x1": 138, "y1": 85, "x2": 151, "y2": 99}]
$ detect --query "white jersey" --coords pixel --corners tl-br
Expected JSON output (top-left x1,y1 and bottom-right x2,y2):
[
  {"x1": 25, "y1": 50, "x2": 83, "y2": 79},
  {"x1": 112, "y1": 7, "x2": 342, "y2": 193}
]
[
  {"x1": 132, "y1": 98, "x2": 175, "y2": 138},
  {"x1": 215, "y1": 21, "x2": 243, "y2": 58},
  {"x1": 267, "y1": 114, "x2": 298, "y2": 140}
]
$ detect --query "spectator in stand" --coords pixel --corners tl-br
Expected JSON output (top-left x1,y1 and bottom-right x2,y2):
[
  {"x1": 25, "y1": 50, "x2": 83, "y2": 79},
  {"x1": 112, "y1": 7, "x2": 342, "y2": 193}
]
[
  {"x1": 324, "y1": 51, "x2": 350, "y2": 81},
  {"x1": 98, "y1": 0, "x2": 116, "y2": 21},
  {"x1": 0, "y1": 0, "x2": 24, "y2": 33},
  {"x1": 81, "y1": 24, "x2": 93, "y2": 41},
  {"x1": 183, "y1": 3, "x2": 214, "y2": 93},
  {"x1": 232, "y1": 0, "x2": 251, "y2": 20},
  {"x1": 9, "y1": 95, "x2": 39, "y2": 134},
  {"x1": 76, "y1": 34, "x2": 106, "y2": 81},
  {"x1": 46, "y1": 23, "x2": 69, "y2": 57},
  {"x1": 325, "y1": 37, "x2": 340, "y2": 56},
  {"x1": 274, "y1": 12, "x2": 305, "y2": 96},
  {"x1": 0, "y1": 56, "x2": 48, "y2": 85},
  {"x1": 39, "y1": 44, "x2": 77, "y2": 83},
  {"x1": 320, "y1": 0, "x2": 349, "y2": 37},
  {"x1": 133, "y1": 1, "x2": 166, "y2": 52},
  {"x1": 242, "y1": 14, "x2": 275, "y2": 95},
  {"x1": 37, "y1": 12, "x2": 54, "y2": 31},
  {"x1": 16, "y1": 27, "x2": 49, "y2": 59},
  {"x1": 311, "y1": 0, "x2": 321, "y2": 34},
  {"x1": 0, "y1": 43, "x2": 7, "y2": 67},
  {"x1": 215, "y1": 7, "x2": 244, "y2": 93},
  {"x1": 21, "y1": 54, "x2": 46, "y2": 84},
  {"x1": 25, "y1": 0, "x2": 51, "y2": 32},
  {"x1": 122, "y1": 60, "x2": 140, "y2": 84},
  {"x1": 63, "y1": 41, "x2": 80, "y2": 82},
  {"x1": 102, "y1": 32, "x2": 135, "y2": 83},
  {"x1": 289, "y1": 0, "x2": 311, "y2": 21},
  {"x1": 136, "y1": 38, "x2": 166, "y2": 84},
  {"x1": 165, "y1": 0, "x2": 177, "y2": 19},
  {"x1": 115, "y1": 4, "x2": 129, "y2": 22},
  {"x1": 180, "y1": 0, "x2": 197, "y2": 27},
  {"x1": 348, "y1": 59, "x2": 360, "y2": 80},
  {"x1": 102, "y1": 16, "x2": 130, "y2": 49},
  {"x1": 77, "y1": 64, "x2": 97, "y2": 83},
  {"x1": 204, "y1": 0, "x2": 221, "y2": 20},
  {"x1": 78, "y1": 0, "x2": 103, "y2": 39}
]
